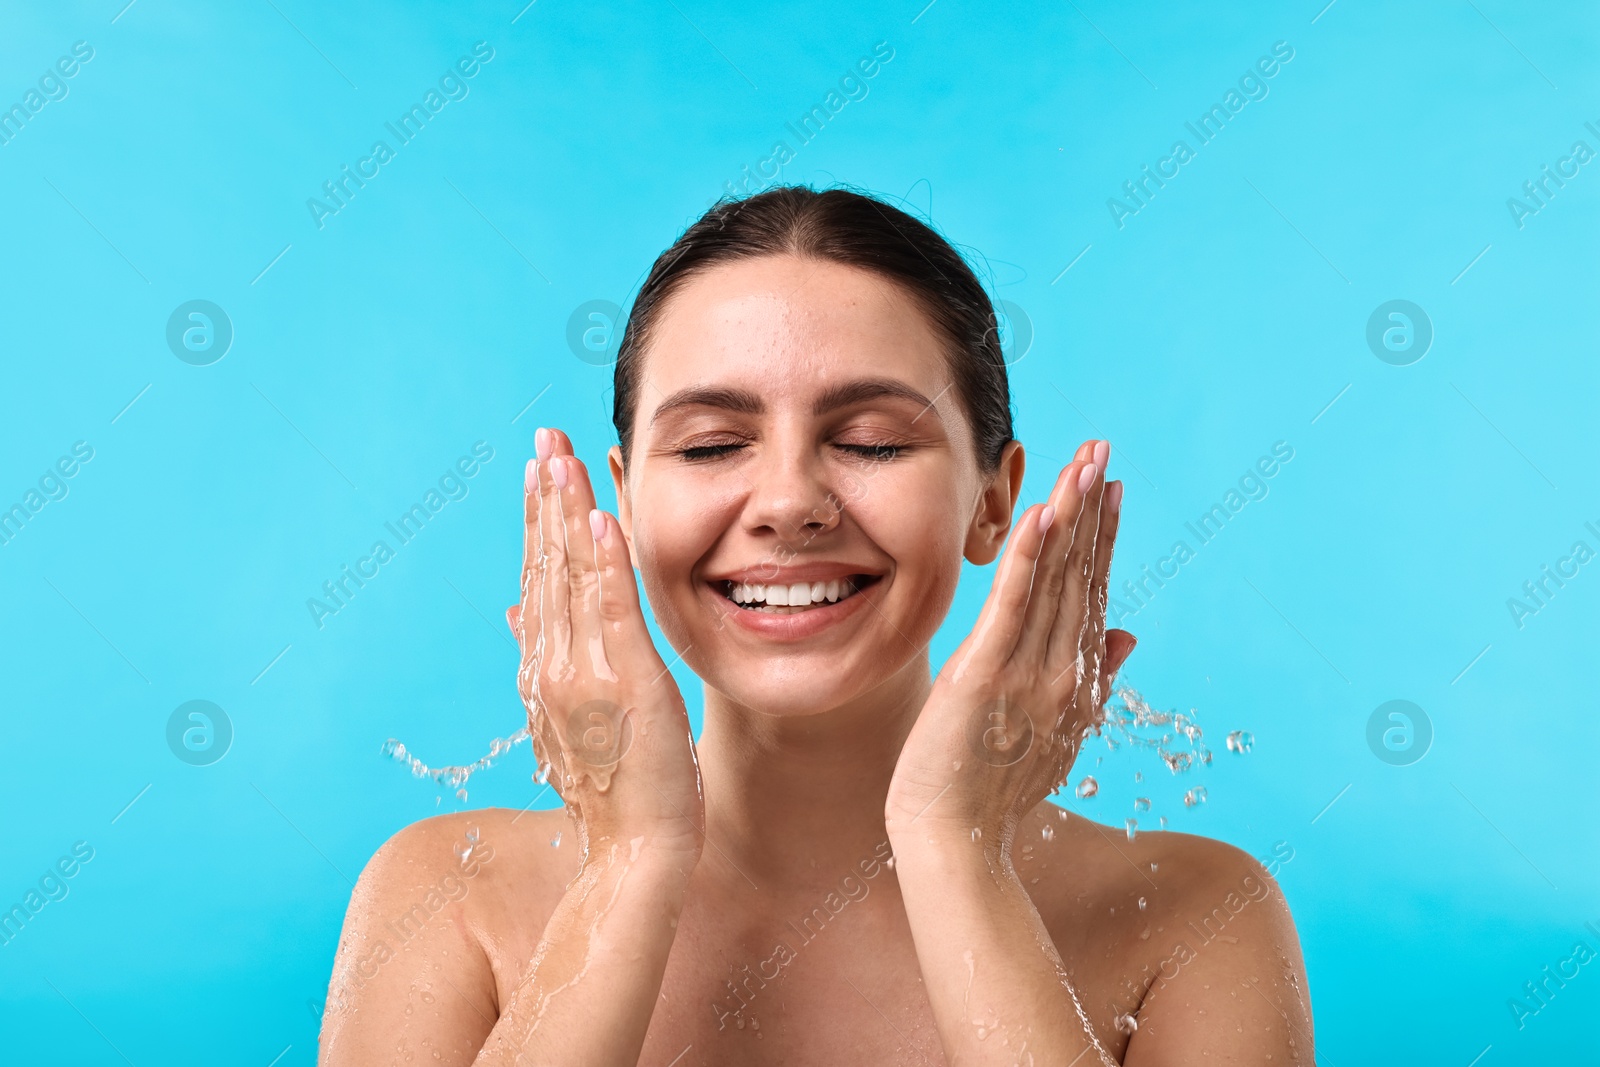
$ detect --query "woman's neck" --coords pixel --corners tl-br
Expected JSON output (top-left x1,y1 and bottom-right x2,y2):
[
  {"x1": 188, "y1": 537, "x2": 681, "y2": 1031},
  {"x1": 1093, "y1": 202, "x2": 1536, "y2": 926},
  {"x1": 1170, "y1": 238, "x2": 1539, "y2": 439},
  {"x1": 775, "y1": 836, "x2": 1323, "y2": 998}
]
[{"x1": 693, "y1": 656, "x2": 932, "y2": 891}]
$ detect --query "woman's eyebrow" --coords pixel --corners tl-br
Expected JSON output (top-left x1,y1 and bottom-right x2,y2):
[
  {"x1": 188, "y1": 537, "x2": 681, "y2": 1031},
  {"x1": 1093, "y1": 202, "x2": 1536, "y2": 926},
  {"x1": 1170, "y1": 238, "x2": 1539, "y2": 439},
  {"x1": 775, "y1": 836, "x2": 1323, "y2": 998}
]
[{"x1": 649, "y1": 377, "x2": 940, "y2": 425}]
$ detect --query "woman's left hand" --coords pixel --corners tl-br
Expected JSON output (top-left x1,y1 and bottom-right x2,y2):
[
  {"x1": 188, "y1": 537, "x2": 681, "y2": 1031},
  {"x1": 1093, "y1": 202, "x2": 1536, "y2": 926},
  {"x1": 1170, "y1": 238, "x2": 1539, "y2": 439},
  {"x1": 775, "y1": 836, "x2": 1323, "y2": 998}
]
[{"x1": 885, "y1": 438, "x2": 1136, "y2": 851}]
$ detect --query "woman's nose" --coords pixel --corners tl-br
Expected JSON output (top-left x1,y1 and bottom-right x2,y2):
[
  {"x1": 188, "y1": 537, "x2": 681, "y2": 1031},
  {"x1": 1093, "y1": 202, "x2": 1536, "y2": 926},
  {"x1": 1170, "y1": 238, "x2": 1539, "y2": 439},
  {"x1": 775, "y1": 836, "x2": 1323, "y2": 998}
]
[{"x1": 742, "y1": 451, "x2": 843, "y2": 542}]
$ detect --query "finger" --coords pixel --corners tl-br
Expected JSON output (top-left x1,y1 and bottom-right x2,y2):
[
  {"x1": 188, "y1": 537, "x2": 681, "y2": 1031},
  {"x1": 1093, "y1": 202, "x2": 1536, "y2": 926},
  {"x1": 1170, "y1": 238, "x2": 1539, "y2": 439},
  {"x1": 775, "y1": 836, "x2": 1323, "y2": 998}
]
[
  {"x1": 1045, "y1": 448, "x2": 1107, "y2": 681},
  {"x1": 553, "y1": 454, "x2": 607, "y2": 672},
  {"x1": 517, "y1": 425, "x2": 567, "y2": 654},
  {"x1": 537, "y1": 437, "x2": 574, "y2": 675},
  {"x1": 958, "y1": 501, "x2": 1056, "y2": 675},
  {"x1": 1079, "y1": 477, "x2": 1122, "y2": 695},
  {"x1": 1015, "y1": 457, "x2": 1094, "y2": 665},
  {"x1": 589, "y1": 509, "x2": 662, "y2": 677},
  {"x1": 515, "y1": 455, "x2": 544, "y2": 708},
  {"x1": 1106, "y1": 629, "x2": 1136, "y2": 678}
]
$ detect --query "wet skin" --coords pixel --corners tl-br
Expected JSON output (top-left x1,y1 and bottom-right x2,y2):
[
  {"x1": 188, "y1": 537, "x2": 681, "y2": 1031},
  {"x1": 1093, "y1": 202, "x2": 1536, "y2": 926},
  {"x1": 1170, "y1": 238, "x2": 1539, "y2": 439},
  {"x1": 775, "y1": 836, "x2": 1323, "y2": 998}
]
[{"x1": 318, "y1": 255, "x2": 1312, "y2": 1065}]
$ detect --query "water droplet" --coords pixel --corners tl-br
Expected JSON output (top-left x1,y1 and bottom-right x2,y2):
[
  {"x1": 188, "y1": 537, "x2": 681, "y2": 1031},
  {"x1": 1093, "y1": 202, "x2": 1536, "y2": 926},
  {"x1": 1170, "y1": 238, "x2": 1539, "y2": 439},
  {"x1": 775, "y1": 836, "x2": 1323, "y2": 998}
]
[
  {"x1": 1125, "y1": 818, "x2": 1138, "y2": 841},
  {"x1": 1137, "y1": 896, "x2": 1147, "y2": 911},
  {"x1": 1227, "y1": 730, "x2": 1254, "y2": 754},
  {"x1": 1183, "y1": 786, "x2": 1208, "y2": 808},
  {"x1": 970, "y1": 827, "x2": 982, "y2": 842},
  {"x1": 1041, "y1": 824, "x2": 1055, "y2": 841},
  {"x1": 1075, "y1": 775, "x2": 1099, "y2": 799},
  {"x1": 1133, "y1": 771, "x2": 1143, "y2": 783},
  {"x1": 1133, "y1": 797, "x2": 1150, "y2": 812},
  {"x1": 551, "y1": 831, "x2": 562, "y2": 848}
]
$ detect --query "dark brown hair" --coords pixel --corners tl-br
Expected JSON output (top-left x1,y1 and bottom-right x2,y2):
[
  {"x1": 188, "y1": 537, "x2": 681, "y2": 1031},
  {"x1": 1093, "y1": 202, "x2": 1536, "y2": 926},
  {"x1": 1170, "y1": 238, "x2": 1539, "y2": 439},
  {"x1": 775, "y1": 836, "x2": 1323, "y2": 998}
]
[{"x1": 611, "y1": 184, "x2": 1014, "y2": 473}]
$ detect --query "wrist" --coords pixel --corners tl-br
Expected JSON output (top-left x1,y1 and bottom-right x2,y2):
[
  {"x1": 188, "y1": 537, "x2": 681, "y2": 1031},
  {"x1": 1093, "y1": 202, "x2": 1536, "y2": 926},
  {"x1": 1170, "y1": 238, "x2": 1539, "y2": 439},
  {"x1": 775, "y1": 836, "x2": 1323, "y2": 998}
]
[{"x1": 581, "y1": 830, "x2": 703, "y2": 874}]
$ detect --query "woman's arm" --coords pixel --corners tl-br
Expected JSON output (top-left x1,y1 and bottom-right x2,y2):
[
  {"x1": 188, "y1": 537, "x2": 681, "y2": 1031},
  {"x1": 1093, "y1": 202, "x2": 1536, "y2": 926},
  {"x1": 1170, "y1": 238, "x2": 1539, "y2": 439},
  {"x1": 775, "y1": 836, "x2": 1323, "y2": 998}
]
[
  {"x1": 887, "y1": 438, "x2": 1310, "y2": 1063},
  {"x1": 891, "y1": 828, "x2": 1113, "y2": 1065},
  {"x1": 324, "y1": 428, "x2": 704, "y2": 1063},
  {"x1": 473, "y1": 837, "x2": 698, "y2": 1064}
]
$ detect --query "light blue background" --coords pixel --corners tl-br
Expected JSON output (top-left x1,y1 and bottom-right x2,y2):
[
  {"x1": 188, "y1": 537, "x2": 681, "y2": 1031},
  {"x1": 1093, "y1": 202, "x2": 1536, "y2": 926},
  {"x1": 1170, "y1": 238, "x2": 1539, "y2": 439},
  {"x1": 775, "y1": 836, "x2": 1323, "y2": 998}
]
[{"x1": 2, "y1": 0, "x2": 1596, "y2": 1062}]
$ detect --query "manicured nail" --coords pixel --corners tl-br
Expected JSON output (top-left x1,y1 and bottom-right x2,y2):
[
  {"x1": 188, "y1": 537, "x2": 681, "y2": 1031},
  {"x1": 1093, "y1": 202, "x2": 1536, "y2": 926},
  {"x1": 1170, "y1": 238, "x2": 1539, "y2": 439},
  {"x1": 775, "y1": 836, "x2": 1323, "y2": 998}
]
[
  {"x1": 1078, "y1": 463, "x2": 1098, "y2": 493},
  {"x1": 1093, "y1": 439, "x2": 1110, "y2": 469},
  {"x1": 535, "y1": 427, "x2": 553, "y2": 461},
  {"x1": 525, "y1": 458, "x2": 537, "y2": 491},
  {"x1": 552, "y1": 455, "x2": 570, "y2": 490},
  {"x1": 589, "y1": 509, "x2": 607, "y2": 543},
  {"x1": 1038, "y1": 504, "x2": 1057, "y2": 534},
  {"x1": 1107, "y1": 480, "x2": 1124, "y2": 515}
]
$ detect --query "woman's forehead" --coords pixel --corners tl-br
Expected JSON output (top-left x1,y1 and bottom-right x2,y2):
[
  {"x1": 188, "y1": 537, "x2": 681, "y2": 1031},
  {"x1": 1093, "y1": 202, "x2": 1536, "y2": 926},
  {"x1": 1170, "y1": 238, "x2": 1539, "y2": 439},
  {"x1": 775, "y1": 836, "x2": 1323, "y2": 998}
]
[{"x1": 639, "y1": 255, "x2": 951, "y2": 404}]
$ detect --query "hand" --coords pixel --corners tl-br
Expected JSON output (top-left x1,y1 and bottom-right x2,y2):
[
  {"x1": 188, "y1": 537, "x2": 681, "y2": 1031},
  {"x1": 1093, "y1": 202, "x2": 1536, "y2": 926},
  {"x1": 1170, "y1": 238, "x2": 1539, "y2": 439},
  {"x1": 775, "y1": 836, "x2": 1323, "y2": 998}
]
[
  {"x1": 885, "y1": 439, "x2": 1136, "y2": 851},
  {"x1": 506, "y1": 427, "x2": 705, "y2": 858}
]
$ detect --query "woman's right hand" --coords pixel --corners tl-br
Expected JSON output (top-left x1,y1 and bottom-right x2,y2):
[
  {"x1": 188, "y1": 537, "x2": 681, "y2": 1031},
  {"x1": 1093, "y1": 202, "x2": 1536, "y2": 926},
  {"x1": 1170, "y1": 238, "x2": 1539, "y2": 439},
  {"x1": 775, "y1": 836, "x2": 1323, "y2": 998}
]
[{"x1": 507, "y1": 426, "x2": 705, "y2": 860}]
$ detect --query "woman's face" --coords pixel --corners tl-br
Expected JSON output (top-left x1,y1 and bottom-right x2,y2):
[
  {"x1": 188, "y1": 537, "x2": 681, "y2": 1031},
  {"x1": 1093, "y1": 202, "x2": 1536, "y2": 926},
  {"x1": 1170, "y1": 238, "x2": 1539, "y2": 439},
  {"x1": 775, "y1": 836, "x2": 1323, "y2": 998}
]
[{"x1": 609, "y1": 253, "x2": 1019, "y2": 718}]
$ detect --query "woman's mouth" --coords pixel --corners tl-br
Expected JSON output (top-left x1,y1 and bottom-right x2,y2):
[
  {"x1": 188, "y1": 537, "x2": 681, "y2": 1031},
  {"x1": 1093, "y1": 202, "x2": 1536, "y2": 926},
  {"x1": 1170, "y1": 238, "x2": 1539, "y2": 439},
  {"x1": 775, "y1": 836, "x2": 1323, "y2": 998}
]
[{"x1": 715, "y1": 575, "x2": 882, "y2": 615}]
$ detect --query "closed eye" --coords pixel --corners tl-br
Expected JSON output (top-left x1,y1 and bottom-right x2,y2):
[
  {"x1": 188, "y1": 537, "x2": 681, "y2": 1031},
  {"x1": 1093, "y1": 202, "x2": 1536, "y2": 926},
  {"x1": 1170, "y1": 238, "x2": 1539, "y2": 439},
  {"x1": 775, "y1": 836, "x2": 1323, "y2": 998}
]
[
  {"x1": 676, "y1": 442, "x2": 906, "y2": 462},
  {"x1": 678, "y1": 443, "x2": 747, "y2": 461}
]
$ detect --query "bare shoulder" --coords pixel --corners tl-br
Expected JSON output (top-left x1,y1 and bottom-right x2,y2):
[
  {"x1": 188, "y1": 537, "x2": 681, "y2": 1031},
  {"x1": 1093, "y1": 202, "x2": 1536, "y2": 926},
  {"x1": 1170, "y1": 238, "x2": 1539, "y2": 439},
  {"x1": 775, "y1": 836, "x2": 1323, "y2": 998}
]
[
  {"x1": 1021, "y1": 803, "x2": 1312, "y2": 1060},
  {"x1": 318, "y1": 807, "x2": 581, "y2": 1064}
]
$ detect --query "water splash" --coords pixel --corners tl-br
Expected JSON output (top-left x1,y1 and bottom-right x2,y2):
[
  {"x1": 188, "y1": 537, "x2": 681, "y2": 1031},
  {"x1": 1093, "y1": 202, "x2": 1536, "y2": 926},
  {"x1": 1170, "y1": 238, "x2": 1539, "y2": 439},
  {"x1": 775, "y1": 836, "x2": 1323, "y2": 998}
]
[
  {"x1": 1067, "y1": 684, "x2": 1248, "y2": 829},
  {"x1": 381, "y1": 726, "x2": 532, "y2": 803}
]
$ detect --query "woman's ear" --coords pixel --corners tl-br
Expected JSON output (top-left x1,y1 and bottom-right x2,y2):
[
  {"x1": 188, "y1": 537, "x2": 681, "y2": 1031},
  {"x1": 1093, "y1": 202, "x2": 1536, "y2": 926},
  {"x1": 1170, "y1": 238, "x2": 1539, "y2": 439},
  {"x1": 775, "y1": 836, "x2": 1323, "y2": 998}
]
[
  {"x1": 964, "y1": 440, "x2": 1026, "y2": 565},
  {"x1": 607, "y1": 445, "x2": 637, "y2": 565}
]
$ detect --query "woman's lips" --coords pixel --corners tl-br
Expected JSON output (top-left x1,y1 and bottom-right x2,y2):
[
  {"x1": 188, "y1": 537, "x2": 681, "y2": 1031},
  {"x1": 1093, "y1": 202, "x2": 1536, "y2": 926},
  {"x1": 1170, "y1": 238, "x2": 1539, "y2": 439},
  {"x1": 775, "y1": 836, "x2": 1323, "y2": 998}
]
[{"x1": 704, "y1": 574, "x2": 883, "y2": 640}]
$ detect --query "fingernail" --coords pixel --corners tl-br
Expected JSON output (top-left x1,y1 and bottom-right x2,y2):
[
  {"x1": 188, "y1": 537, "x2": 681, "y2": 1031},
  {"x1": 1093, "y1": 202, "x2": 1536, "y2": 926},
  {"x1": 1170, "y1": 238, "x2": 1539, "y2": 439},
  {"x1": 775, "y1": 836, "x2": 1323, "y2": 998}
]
[
  {"x1": 589, "y1": 509, "x2": 607, "y2": 543},
  {"x1": 1093, "y1": 439, "x2": 1110, "y2": 469},
  {"x1": 1038, "y1": 504, "x2": 1057, "y2": 533},
  {"x1": 552, "y1": 455, "x2": 569, "y2": 490},
  {"x1": 525, "y1": 458, "x2": 537, "y2": 491},
  {"x1": 1078, "y1": 463, "x2": 1098, "y2": 493},
  {"x1": 535, "y1": 427, "x2": 552, "y2": 462},
  {"x1": 1107, "y1": 480, "x2": 1124, "y2": 515}
]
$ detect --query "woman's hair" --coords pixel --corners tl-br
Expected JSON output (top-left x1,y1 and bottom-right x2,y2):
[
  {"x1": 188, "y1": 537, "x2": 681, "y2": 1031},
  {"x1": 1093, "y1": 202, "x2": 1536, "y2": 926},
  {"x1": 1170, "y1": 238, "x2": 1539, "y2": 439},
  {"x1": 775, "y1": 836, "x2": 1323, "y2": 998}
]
[{"x1": 611, "y1": 185, "x2": 1014, "y2": 474}]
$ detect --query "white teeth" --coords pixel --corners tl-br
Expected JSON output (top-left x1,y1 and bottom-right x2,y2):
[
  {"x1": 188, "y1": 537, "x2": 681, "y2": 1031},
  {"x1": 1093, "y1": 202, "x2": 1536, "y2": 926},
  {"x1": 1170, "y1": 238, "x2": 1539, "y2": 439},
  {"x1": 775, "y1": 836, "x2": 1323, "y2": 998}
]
[{"x1": 723, "y1": 575, "x2": 871, "y2": 610}]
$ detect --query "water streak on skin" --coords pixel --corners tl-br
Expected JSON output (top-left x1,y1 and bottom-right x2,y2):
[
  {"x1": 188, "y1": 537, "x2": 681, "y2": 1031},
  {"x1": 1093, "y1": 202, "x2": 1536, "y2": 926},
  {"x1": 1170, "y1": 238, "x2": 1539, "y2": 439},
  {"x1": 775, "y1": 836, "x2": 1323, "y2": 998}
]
[{"x1": 501, "y1": 836, "x2": 643, "y2": 1059}]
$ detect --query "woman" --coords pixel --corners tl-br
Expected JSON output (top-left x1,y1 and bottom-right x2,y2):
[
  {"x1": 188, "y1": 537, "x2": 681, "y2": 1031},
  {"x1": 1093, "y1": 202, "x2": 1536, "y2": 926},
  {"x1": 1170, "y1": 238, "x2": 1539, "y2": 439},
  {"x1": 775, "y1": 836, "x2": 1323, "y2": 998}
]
[{"x1": 319, "y1": 186, "x2": 1312, "y2": 1065}]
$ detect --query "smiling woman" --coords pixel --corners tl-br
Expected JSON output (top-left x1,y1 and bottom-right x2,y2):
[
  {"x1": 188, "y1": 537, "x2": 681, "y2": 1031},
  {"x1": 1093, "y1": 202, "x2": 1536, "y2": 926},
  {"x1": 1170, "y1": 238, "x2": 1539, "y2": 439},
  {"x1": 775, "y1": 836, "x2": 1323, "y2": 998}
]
[{"x1": 317, "y1": 185, "x2": 1312, "y2": 1065}]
